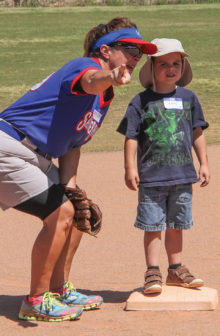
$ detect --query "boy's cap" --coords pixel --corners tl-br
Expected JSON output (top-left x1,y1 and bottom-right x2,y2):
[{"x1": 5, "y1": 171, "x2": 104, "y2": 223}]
[
  {"x1": 148, "y1": 38, "x2": 189, "y2": 57},
  {"x1": 139, "y1": 38, "x2": 193, "y2": 88}
]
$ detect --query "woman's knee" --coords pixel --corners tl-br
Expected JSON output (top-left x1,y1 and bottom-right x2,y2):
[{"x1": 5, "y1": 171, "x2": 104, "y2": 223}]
[
  {"x1": 60, "y1": 199, "x2": 75, "y2": 218},
  {"x1": 44, "y1": 200, "x2": 75, "y2": 231}
]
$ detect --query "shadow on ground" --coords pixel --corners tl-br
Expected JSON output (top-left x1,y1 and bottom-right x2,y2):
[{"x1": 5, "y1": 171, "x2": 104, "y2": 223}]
[
  {"x1": 0, "y1": 288, "x2": 136, "y2": 327},
  {"x1": 0, "y1": 295, "x2": 38, "y2": 327},
  {"x1": 77, "y1": 288, "x2": 136, "y2": 303}
]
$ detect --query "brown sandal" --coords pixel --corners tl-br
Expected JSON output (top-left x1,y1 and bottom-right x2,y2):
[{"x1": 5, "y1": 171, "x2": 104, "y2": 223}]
[
  {"x1": 144, "y1": 269, "x2": 162, "y2": 295},
  {"x1": 166, "y1": 265, "x2": 204, "y2": 288}
]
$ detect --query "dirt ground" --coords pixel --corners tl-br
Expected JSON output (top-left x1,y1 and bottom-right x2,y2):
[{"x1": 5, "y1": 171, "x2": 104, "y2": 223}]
[{"x1": 0, "y1": 145, "x2": 219, "y2": 336}]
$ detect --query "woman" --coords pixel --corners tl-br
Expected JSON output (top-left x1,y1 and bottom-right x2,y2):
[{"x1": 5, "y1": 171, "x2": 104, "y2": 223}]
[{"x1": 0, "y1": 16, "x2": 156, "y2": 321}]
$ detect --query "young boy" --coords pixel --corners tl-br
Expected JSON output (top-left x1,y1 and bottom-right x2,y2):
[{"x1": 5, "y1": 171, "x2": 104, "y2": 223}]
[{"x1": 117, "y1": 38, "x2": 210, "y2": 295}]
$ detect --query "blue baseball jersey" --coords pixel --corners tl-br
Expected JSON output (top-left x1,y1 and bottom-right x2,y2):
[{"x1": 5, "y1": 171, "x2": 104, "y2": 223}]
[{"x1": 1, "y1": 57, "x2": 114, "y2": 158}]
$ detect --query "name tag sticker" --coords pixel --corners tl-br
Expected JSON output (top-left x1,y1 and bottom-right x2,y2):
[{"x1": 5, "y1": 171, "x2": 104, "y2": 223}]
[
  {"x1": 93, "y1": 109, "x2": 102, "y2": 123},
  {"x1": 163, "y1": 98, "x2": 183, "y2": 110}
]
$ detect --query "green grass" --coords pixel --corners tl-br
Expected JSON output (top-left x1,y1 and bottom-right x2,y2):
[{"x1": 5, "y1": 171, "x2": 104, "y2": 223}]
[{"x1": 0, "y1": 4, "x2": 219, "y2": 151}]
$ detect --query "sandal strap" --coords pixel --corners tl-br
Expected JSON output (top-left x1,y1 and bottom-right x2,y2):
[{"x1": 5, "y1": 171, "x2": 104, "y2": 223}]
[
  {"x1": 174, "y1": 265, "x2": 194, "y2": 281},
  {"x1": 144, "y1": 269, "x2": 162, "y2": 284}
]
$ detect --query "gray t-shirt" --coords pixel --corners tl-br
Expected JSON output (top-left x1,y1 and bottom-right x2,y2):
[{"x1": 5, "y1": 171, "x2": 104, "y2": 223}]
[{"x1": 117, "y1": 86, "x2": 208, "y2": 187}]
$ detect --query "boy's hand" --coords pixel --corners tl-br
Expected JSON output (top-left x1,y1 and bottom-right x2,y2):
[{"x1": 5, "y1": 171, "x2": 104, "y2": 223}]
[
  {"x1": 125, "y1": 167, "x2": 140, "y2": 191},
  {"x1": 199, "y1": 164, "x2": 210, "y2": 187}
]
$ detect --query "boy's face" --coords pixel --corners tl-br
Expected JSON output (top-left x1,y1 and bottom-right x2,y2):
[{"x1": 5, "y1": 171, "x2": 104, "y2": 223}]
[{"x1": 153, "y1": 52, "x2": 182, "y2": 92}]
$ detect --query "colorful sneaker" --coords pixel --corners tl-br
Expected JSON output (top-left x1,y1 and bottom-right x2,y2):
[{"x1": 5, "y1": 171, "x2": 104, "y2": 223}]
[
  {"x1": 144, "y1": 269, "x2": 162, "y2": 295},
  {"x1": 166, "y1": 265, "x2": 204, "y2": 288},
  {"x1": 55, "y1": 282, "x2": 103, "y2": 310},
  {"x1": 18, "y1": 291, "x2": 83, "y2": 321}
]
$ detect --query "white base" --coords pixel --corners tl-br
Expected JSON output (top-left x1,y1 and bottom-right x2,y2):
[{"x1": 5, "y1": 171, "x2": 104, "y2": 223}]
[{"x1": 125, "y1": 286, "x2": 218, "y2": 311}]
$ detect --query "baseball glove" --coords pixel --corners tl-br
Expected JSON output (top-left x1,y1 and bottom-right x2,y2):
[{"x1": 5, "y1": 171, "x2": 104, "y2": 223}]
[{"x1": 65, "y1": 186, "x2": 102, "y2": 237}]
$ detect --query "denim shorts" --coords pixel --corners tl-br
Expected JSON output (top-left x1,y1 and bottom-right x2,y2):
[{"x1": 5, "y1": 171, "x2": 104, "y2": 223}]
[{"x1": 134, "y1": 184, "x2": 193, "y2": 231}]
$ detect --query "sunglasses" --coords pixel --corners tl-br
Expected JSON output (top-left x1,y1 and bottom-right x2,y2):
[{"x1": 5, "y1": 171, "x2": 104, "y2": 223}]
[{"x1": 109, "y1": 42, "x2": 143, "y2": 58}]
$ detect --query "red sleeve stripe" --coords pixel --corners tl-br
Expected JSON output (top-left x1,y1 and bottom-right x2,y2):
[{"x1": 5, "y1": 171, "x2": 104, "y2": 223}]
[{"x1": 71, "y1": 66, "x2": 101, "y2": 95}]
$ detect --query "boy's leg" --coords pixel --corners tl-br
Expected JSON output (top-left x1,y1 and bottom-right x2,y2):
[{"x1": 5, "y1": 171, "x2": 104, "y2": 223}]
[
  {"x1": 165, "y1": 228, "x2": 182, "y2": 265},
  {"x1": 165, "y1": 185, "x2": 203, "y2": 288},
  {"x1": 165, "y1": 183, "x2": 191, "y2": 268},
  {"x1": 135, "y1": 185, "x2": 167, "y2": 295},
  {"x1": 144, "y1": 231, "x2": 162, "y2": 267},
  {"x1": 144, "y1": 231, "x2": 163, "y2": 294}
]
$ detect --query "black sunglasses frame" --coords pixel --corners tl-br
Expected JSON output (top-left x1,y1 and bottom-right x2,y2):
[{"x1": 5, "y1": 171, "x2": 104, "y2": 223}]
[{"x1": 109, "y1": 42, "x2": 143, "y2": 58}]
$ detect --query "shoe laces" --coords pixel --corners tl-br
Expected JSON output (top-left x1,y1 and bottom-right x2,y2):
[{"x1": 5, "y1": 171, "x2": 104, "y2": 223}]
[
  {"x1": 65, "y1": 281, "x2": 76, "y2": 291},
  {"x1": 62, "y1": 281, "x2": 77, "y2": 300},
  {"x1": 41, "y1": 292, "x2": 65, "y2": 311}
]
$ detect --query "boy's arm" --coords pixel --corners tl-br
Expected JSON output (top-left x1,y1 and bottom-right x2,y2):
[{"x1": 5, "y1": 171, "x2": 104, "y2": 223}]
[
  {"x1": 193, "y1": 127, "x2": 210, "y2": 187},
  {"x1": 124, "y1": 137, "x2": 140, "y2": 191}
]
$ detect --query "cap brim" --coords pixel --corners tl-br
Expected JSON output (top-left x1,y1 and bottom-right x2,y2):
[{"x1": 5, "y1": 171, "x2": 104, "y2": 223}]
[
  {"x1": 176, "y1": 58, "x2": 193, "y2": 87},
  {"x1": 139, "y1": 59, "x2": 152, "y2": 88},
  {"x1": 155, "y1": 50, "x2": 189, "y2": 58},
  {"x1": 118, "y1": 38, "x2": 157, "y2": 55}
]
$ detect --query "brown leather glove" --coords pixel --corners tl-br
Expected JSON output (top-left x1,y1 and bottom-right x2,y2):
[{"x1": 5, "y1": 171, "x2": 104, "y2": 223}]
[{"x1": 65, "y1": 186, "x2": 102, "y2": 237}]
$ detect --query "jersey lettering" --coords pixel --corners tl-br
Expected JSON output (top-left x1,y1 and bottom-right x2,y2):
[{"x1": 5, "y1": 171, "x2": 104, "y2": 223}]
[{"x1": 76, "y1": 110, "x2": 100, "y2": 141}]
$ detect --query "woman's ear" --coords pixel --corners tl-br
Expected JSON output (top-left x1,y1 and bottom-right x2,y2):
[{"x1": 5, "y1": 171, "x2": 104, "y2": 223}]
[{"x1": 99, "y1": 44, "x2": 111, "y2": 60}]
